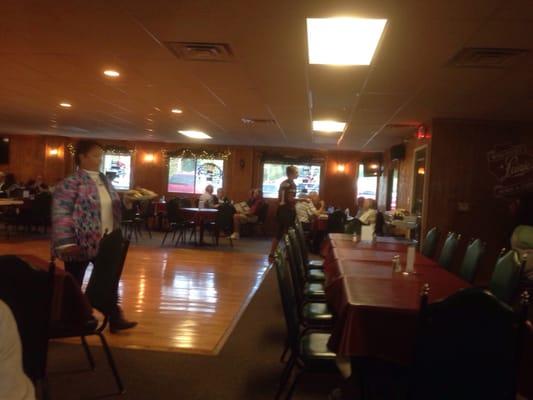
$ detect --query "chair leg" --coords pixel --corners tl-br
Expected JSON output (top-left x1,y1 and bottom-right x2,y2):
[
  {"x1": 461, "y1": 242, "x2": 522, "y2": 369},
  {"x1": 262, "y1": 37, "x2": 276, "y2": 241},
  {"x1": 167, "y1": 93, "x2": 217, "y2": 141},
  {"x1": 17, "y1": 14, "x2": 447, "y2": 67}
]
[
  {"x1": 280, "y1": 341, "x2": 290, "y2": 363},
  {"x1": 284, "y1": 369, "x2": 303, "y2": 400},
  {"x1": 275, "y1": 355, "x2": 297, "y2": 400},
  {"x1": 36, "y1": 377, "x2": 51, "y2": 400},
  {"x1": 176, "y1": 230, "x2": 184, "y2": 245},
  {"x1": 97, "y1": 333, "x2": 125, "y2": 394},
  {"x1": 161, "y1": 231, "x2": 169, "y2": 246},
  {"x1": 146, "y1": 223, "x2": 152, "y2": 239},
  {"x1": 81, "y1": 336, "x2": 96, "y2": 370}
]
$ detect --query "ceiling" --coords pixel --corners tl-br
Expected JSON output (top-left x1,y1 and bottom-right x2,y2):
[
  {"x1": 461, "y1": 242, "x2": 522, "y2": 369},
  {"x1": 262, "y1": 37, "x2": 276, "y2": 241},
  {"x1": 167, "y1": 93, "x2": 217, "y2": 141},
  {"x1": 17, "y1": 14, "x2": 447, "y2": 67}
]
[{"x1": 0, "y1": 0, "x2": 532, "y2": 151}]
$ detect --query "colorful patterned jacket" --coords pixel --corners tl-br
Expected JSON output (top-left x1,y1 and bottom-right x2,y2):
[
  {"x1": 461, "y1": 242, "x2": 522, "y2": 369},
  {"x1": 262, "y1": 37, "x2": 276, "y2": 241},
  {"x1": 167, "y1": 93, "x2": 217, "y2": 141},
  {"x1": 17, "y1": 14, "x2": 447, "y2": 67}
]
[{"x1": 52, "y1": 169, "x2": 122, "y2": 261}]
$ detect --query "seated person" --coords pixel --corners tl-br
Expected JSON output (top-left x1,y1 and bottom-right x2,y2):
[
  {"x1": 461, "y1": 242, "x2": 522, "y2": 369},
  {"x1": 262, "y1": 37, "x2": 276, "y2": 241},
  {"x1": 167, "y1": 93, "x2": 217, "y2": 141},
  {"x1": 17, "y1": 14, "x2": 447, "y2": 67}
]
[
  {"x1": 0, "y1": 300, "x2": 36, "y2": 400},
  {"x1": 198, "y1": 184, "x2": 216, "y2": 208},
  {"x1": 347, "y1": 198, "x2": 377, "y2": 235},
  {"x1": 0, "y1": 173, "x2": 20, "y2": 197},
  {"x1": 213, "y1": 188, "x2": 231, "y2": 207},
  {"x1": 230, "y1": 189, "x2": 264, "y2": 239},
  {"x1": 354, "y1": 196, "x2": 365, "y2": 218},
  {"x1": 511, "y1": 225, "x2": 533, "y2": 281},
  {"x1": 295, "y1": 191, "x2": 325, "y2": 230}
]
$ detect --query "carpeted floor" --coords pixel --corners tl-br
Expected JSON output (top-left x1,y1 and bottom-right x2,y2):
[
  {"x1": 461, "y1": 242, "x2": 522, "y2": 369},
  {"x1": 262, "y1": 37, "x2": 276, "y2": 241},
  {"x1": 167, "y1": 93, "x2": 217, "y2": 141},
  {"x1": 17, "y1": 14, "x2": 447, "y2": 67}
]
[{"x1": 46, "y1": 268, "x2": 342, "y2": 400}]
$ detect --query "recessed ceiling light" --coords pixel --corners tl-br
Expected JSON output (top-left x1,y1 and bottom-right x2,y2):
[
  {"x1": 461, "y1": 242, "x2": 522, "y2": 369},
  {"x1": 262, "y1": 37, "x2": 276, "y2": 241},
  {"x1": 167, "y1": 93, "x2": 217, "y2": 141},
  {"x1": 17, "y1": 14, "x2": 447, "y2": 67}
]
[
  {"x1": 59, "y1": 102, "x2": 72, "y2": 108},
  {"x1": 171, "y1": 108, "x2": 183, "y2": 114},
  {"x1": 103, "y1": 69, "x2": 120, "y2": 77},
  {"x1": 312, "y1": 120, "x2": 346, "y2": 133},
  {"x1": 306, "y1": 17, "x2": 387, "y2": 65},
  {"x1": 178, "y1": 130, "x2": 212, "y2": 139}
]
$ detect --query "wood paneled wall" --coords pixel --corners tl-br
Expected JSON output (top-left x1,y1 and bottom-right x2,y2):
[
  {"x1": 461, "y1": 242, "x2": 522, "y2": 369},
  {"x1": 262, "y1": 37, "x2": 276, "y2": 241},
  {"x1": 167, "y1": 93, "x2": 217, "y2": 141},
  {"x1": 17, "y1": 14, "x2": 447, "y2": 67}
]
[
  {"x1": 424, "y1": 119, "x2": 533, "y2": 281},
  {"x1": 0, "y1": 134, "x2": 380, "y2": 231}
]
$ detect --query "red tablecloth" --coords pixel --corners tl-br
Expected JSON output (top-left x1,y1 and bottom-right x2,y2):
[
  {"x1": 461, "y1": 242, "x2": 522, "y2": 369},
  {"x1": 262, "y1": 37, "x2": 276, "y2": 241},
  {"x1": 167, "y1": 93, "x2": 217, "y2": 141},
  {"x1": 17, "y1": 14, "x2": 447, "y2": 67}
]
[
  {"x1": 328, "y1": 247, "x2": 434, "y2": 267},
  {"x1": 154, "y1": 201, "x2": 167, "y2": 215},
  {"x1": 320, "y1": 233, "x2": 412, "y2": 258},
  {"x1": 180, "y1": 208, "x2": 218, "y2": 245},
  {"x1": 325, "y1": 255, "x2": 469, "y2": 364},
  {"x1": 313, "y1": 217, "x2": 328, "y2": 232}
]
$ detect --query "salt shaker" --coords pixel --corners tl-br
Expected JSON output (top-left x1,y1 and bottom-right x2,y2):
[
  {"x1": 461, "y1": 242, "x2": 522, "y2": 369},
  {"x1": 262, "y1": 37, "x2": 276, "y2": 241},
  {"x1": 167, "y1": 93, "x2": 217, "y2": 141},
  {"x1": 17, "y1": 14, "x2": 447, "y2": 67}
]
[{"x1": 392, "y1": 255, "x2": 402, "y2": 272}]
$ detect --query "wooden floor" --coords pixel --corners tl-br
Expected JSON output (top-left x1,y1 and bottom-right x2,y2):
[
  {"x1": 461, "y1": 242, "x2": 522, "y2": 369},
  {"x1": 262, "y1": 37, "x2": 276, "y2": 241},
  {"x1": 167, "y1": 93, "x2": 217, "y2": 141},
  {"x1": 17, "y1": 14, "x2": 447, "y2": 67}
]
[{"x1": 1, "y1": 237, "x2": 270, "y2": 355}]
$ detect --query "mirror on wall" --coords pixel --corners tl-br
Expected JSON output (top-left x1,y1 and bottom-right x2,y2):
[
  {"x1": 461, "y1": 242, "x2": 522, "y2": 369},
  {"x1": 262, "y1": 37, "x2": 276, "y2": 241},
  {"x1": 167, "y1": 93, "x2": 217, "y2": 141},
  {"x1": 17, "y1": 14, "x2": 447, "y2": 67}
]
[{"x1": 412, "y1": 147, "x2": 427, "y2": 215}]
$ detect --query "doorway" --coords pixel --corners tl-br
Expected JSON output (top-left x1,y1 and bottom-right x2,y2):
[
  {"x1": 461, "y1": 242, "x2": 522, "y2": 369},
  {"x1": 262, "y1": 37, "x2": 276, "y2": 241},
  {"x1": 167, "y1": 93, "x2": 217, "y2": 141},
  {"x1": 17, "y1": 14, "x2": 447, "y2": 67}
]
[{"x1": 412, "y1": 146, "x2": 427, "y2": 215}]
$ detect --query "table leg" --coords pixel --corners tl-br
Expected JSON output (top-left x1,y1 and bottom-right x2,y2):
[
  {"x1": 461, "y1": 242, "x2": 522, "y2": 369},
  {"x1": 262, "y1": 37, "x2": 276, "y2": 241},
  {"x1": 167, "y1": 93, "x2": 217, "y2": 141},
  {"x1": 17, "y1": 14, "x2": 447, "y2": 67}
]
[{"x1": 198, "y1": 217, "x2": 205, "y2": 245}]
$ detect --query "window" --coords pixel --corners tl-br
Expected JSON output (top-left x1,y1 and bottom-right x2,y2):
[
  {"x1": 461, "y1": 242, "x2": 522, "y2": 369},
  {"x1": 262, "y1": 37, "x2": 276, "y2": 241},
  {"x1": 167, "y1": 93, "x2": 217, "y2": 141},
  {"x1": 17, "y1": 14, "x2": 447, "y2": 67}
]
[
  {"x1": 262, "y1": 162, "x2": 322, "y2": 199},
  {"x1": 167, "y1": 158, "x2": 224, "y2": 194},
  {"x1": 356, "y1": 163, "x2": 377, "y2": 199},
  {"x1": 102, "y1": 154, "x2": 132, "y2": 190}
]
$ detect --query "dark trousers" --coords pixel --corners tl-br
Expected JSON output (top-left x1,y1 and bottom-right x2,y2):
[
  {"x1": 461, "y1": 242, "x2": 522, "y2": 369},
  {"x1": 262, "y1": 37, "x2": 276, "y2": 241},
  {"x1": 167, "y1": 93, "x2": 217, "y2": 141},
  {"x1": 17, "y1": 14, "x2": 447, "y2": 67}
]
[
  {"x1": 64, "y1": 260, "x2": 91, "y2": 287},
  {"x1": 65, "y1": 260, "x2": 122, "y2": 320}
]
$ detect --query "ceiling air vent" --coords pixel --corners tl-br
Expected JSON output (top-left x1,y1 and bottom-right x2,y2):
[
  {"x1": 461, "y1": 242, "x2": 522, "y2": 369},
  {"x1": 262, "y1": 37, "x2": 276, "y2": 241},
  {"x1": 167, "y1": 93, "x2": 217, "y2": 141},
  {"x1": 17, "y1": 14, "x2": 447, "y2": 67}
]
[
  {"x1": 165, "y1": 42, "x2": 233, "y2": 62},
  {"x1": 449, "y1": 47, "x2": 528, "y2": 69},
  {"x1": 241, "y1": 117, "x2": 276, "y2": 125}
]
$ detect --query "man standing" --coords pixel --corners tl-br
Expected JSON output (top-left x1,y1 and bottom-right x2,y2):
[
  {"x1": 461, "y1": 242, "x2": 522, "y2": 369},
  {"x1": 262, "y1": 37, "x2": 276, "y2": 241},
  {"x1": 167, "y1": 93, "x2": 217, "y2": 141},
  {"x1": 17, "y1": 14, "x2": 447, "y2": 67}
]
[{"x1": 269, "y1": 166, "x2": 298, "y2": 260}]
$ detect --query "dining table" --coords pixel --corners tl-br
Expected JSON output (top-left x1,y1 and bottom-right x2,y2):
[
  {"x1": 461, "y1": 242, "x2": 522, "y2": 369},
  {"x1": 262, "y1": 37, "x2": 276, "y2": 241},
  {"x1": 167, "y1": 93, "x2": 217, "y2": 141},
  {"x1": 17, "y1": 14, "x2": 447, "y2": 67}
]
[
  {"x1": 323, "y1": 234, "x2": 470, "y2": 365},
  {"x1": 322, "y1": 233, "x2": 533, "y2": 397},
  {"x1": 180, "y1": 207, "x2": 218, "y2": 246}
]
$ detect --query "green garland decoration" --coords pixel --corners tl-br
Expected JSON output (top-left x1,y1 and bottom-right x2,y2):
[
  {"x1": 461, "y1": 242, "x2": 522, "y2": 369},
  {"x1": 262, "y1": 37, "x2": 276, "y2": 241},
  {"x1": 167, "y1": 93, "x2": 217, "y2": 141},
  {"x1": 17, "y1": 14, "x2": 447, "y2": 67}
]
[
  {"x1": 66, "y1": 143, "x2": 136, "y2": 156},
  {"x1": 161, "y1": 148, "x2": 231, "y2": 165}
]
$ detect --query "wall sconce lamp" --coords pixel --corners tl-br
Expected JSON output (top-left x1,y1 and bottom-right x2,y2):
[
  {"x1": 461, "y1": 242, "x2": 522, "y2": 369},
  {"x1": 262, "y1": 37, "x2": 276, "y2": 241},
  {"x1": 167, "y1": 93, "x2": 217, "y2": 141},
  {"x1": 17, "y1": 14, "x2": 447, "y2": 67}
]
[
  {"x1": 144, "y1": 153, "x2": 155, "y2": 163},
  {"x1": 417, "y1": 167, "x2": 426, "y2": 175},
  {"x1": 48, "y1": 148, "x2": 59, "y2": 157},
  {"x1": 337, "y1": 163, "x2": 346, "y2": 173}
]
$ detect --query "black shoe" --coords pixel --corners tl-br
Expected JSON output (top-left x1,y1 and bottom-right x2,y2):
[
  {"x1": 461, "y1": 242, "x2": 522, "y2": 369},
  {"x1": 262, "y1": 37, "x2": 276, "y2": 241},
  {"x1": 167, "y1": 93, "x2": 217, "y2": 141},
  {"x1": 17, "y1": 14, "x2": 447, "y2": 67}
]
[{"x1": 109, "y1": 318, "x2": 138, "y2": 334}]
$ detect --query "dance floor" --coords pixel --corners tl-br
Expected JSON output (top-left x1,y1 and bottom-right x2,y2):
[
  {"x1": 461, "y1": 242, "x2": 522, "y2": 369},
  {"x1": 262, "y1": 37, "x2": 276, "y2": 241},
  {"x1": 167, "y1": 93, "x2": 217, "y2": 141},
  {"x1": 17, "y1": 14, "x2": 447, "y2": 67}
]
[{"x1": 1, "y1": 236, "x2": 270, "y2": 355}]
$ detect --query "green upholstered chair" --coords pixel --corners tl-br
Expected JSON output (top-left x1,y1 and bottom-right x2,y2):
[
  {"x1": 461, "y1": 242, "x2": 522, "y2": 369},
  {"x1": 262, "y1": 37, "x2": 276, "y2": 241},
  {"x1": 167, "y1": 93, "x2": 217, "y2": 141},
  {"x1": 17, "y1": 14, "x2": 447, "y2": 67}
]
[
  {"x1": 421, "y1": 227, "x2": 439, "y2": 258},
  {"x1": 284, "y1": 234, "x2": 326, "y2": 303},
  {"x1": 489, "y1": 250, "x2": 524, "y2": 304},
  {"x1": 294, "y1": 219, "x2": 324, "y2": 269},
  {"x1": 458, "y1": 239, "x2": 486, "y2": 283},
  {"x1": 273, "y1": 249, "x2": 337, "y2": 400},
  {"x1": 288, "y1": 228, "x2": 325, "y2": 282},
  {"x1": 438, "y1": 232, "x2": 461, "y2": 270},
  {"x1": 412, "y1": 286, "x2": 529, "y2": 400}
]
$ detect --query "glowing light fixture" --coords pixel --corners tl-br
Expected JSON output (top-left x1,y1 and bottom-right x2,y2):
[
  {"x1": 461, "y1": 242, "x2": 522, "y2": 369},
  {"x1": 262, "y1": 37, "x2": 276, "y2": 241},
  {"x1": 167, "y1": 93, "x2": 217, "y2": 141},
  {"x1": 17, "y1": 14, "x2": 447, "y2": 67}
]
[
  {"x1": 48, "y1": 148, "x2": 59, "y2": 156},
  {"x1": 337, "y1": 163, "x2": 345, "y2": 173},
  {"x1": 171, "y1": 108, "x2": 183, "y2": 114},
  {"x1": 306, "y1": 17, "x2": 387, "y2": 65},
  {"x1": 103, "y1": 69, "x2": 120, "y2": 77},
  {"x1": 312, "y1": 120, "x2": 346, "y2": 133},
  {"x1": 370, "y1": 164, "x2": 379, "y2": 169},
  {"x1": 418, "y1": 167, "x2": 425, "y2": 175},
  {"x1": 178, "y1": 130, "x2": 212, "y2": 139},
  {"x1": 59, "y1": 102, "x2": 72, "y2": 108},
  {"x1": 144, "y1": 153, "x2": 155, "y2": 163}
]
